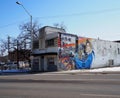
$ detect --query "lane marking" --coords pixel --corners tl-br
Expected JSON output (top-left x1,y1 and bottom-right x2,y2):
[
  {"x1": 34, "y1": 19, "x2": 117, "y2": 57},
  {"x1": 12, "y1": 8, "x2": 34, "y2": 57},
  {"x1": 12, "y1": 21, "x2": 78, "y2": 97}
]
[{"x1": 80, "y1": 93, "x2": 120, "y2": 97}]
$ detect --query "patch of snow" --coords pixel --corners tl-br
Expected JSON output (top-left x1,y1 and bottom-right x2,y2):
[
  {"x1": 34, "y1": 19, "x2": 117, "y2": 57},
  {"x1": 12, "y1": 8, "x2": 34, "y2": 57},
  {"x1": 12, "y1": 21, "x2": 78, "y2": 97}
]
[
  {"x1": 56, "y1": 66, "x2": 120, "y2": 73},
  {"x1": 89, "y1": 67, "x2": 120, "y2": 72}
]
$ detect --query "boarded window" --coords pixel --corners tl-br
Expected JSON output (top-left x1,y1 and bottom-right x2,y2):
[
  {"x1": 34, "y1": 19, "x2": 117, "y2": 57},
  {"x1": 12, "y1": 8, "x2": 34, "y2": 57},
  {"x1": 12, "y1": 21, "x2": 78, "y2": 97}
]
[
  {"x1": 46, "y1": 39, "x2": 54, "y2": 47},
  {"x1": 33, "y1": 41, "x2": 39, "y2": 49},
  {"x1": 109, "y1": 59, "x2": 114, "y2": 66},
  {"x1": 47, "y1": 57, "x2": 54, "y2": 65}
]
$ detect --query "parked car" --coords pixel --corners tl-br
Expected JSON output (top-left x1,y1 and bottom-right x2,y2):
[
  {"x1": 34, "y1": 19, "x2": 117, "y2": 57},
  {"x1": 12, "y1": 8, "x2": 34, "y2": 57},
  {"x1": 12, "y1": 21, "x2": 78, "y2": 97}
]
[{"x1": 7, "y1": 62, "x2": 17, "y2": 70}]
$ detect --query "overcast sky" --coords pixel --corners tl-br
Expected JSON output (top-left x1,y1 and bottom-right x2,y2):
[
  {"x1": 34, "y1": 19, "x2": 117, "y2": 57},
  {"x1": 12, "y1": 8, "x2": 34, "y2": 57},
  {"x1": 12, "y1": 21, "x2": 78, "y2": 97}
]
[{"x1": 0, "y1": 0, "x2": 120, "y2": 41}]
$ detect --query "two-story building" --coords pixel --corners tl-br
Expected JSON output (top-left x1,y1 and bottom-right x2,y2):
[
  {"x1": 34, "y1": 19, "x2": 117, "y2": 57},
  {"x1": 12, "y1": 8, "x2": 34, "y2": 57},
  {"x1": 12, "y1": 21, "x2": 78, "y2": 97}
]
[{"x1": 32, "y1": 26, "x2": 66, "y2": 72}]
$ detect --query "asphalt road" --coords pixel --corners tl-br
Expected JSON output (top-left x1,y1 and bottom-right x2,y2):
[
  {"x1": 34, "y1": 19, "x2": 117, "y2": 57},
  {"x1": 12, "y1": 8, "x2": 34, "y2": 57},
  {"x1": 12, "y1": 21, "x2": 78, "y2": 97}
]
[{"x1": 0, "y1": 73, "x2": 120, "y2": 98}]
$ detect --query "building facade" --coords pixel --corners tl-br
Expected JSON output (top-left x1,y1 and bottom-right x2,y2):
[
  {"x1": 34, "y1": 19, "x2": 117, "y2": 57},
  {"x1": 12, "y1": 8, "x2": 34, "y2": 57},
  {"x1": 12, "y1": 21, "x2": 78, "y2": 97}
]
[
  {"x1": 32, "y1": 26, "x2": 120, "y2": 72},
  {"x1": 9, "y1": 49, "x2": 31, "y2": 62}
]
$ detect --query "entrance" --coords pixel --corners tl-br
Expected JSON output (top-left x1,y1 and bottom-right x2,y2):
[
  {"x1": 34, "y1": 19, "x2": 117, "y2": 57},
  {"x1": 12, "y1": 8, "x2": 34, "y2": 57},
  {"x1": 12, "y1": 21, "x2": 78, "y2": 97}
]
[
  {"x1": 41, "y1": 56, "x2": 44, "y2": 72},
  {"x1": 32, "y1": 58, "x2": 39, "y2": 72}
]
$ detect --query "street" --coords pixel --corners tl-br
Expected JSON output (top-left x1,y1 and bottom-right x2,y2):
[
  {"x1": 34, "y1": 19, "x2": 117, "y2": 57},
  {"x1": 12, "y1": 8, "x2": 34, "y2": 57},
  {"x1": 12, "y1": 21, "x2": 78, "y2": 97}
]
[{"x1": 0, "y1": 73, "x2": 120, "y2": 98}]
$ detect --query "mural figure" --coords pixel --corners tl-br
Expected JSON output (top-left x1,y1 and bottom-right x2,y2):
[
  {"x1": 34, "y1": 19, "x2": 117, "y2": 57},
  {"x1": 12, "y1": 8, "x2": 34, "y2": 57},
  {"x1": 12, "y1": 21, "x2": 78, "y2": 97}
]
[{"x1": 74, "y1": 39, "x2": 95, "y2": 69}]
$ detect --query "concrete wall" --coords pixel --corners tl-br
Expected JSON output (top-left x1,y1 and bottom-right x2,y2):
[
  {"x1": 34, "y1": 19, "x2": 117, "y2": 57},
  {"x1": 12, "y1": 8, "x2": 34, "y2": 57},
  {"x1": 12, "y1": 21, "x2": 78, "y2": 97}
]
[
  {"x1": 92, "y1": 39, "x2": 120, "y2": 68},
  {"x1": 32, "y1": 26, "x2": 65, "y2": 72},
  {"x1": 44, "y1": 26, "x2": 65, "y2": 35}
]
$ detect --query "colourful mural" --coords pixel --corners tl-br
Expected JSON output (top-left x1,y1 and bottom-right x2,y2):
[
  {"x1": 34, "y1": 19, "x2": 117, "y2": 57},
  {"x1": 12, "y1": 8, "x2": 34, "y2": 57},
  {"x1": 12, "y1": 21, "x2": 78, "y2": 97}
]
[
  {"x1": 74, "y1": 37, "x2": 95, "y2": 69},
  {"x1": 58, "y1": 33, "x2": 76, "y2": 70},
  {"x1": 58, "y1": 34, "x2": 95, "y2": 70}
]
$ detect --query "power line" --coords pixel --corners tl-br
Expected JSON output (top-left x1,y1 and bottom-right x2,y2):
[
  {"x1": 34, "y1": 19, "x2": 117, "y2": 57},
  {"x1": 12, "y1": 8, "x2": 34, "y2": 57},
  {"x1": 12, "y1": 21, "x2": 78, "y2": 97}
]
[
  {"x1": 0, "y1": 22, "x2": 19, "y2": 28},
  {"x1": 36, "y1": 8, "x2": 120, "y2": 19},
  {"x1": 0, "y1": 19, "x2": 28, "y2": 29},
  {"x1": 0, "y1": 8, "x2": 120, "y2": 29}
]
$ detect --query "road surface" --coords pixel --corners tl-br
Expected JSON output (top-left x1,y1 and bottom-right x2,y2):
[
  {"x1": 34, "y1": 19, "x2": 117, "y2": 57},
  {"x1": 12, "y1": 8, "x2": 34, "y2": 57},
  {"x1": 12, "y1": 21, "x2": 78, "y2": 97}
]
[{"x1": 0, "y1": 73, "x2": 120, "y2": 98}]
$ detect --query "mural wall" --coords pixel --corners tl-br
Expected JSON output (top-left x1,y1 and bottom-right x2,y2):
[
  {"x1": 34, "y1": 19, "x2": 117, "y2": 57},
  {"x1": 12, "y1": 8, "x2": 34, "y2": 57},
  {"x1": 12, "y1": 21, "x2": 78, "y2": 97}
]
[
  {"x1": 58, "y1": 33, "x2": 76, "y2": 70},
  {"x1": 74, "y1": 37, "x2": 95, "y2": 69},
  {"x1": 58, "y1": 33, "x2": 95, "y2": 70}
]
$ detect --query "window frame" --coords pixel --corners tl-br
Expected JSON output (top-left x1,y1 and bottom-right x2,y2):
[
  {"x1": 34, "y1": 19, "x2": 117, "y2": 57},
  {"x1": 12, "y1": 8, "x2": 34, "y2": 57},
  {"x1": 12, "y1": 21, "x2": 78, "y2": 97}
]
[{"x1": 46, "y1": 39, "x2": 55, "y2": 47}]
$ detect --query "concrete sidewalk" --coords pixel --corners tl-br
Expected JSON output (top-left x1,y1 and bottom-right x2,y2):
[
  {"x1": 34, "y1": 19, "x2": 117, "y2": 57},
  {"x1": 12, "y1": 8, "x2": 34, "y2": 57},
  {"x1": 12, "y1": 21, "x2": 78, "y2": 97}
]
[
  {"x1": 0, "y1": 71, "x2": 120, "y2": 85},
  {"x1": 0, "y1": 66, "x2": 120, "y2": 85}
]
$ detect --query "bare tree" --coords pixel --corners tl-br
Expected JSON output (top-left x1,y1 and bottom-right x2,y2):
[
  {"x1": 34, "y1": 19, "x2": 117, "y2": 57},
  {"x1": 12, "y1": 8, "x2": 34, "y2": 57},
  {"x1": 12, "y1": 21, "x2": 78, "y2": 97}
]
[
  {"x1": 0, "y1": 39, "x2": 8, "y2": 56},
  {"x1": 0, "y1": 44, "x2": 6, "y2": 56},
  {"x1": 18, "y1": 20, "x2": 41, "y2": 49},
  {"x1": 53, "y1": 22, "x2": 67, "y2": 31}
]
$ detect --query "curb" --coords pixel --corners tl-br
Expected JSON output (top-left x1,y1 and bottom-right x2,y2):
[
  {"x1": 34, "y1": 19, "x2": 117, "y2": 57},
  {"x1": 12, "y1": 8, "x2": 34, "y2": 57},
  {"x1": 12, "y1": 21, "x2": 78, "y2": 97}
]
[
  {"x1": 50, "y1": 71, "x2": 120, "y2": 75},
  {"x1": 0, "y1": 78, "x2": 120, "y2": 85}
]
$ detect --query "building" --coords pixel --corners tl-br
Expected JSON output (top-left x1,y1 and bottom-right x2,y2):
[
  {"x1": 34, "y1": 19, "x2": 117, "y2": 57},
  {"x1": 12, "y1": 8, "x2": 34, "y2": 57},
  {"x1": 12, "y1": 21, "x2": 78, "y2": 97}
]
[
  {"x1": 0, "y1": 56, "x2": 8, "y2": 62},
  {"x1": 8, "y1": 49, "x2": 31, "y2": 63},
  {"x1": 32, "y1": 26, "x2": 66, "y2": 71},
  {"x1": 32, "y1": 26, "x2": 120, "y2": 72}
]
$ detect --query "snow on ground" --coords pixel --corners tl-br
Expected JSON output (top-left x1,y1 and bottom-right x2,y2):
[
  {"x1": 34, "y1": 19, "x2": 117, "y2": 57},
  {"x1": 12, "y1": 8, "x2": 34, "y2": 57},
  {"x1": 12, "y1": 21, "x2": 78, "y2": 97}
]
[
  {"x1": 55, "y1": 66, "x2": 120, "y2": 74},
  {"x1": 89, "y1": 66, "x2": 120, "y2": 72}
]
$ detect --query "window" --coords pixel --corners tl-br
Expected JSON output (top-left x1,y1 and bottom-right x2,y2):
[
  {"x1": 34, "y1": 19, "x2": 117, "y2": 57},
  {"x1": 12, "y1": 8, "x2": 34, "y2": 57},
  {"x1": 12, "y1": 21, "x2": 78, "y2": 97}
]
[
  {"x1": 46, "y1": 39, "x2": 54, "y2": 47},
  {"x1": 39, "y1": 39, "x2": 42, "y2": 49},
  {"x1": 118, "y1": 48, "x2": 120, "y2": 54},
  {"x1": 47, "y1": 57, "x2": 54, "y2": 65},
  {"x1": 39, "y1": 39, "x2": 44, "y2": 49},
  {"x1": 33, "y1": 41, "x2": 39, "y2": 49}
]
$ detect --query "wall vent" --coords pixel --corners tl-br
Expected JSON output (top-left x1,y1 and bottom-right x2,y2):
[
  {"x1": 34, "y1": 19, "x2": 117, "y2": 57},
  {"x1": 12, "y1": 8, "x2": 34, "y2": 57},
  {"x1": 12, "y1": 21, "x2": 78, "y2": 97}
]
[{"x1": 109, "y1": 59, "x2": 114, "y2": 66}]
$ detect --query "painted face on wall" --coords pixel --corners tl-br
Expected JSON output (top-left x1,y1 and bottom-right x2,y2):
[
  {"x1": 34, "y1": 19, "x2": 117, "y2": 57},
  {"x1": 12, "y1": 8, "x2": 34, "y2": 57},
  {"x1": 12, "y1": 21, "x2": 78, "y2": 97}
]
[
  {"x1": 85, "y1": 40, "x2": 92, "y2": 54},
  {"x1": 74, "y1": 38, "x2": 95, "y2": 69}
]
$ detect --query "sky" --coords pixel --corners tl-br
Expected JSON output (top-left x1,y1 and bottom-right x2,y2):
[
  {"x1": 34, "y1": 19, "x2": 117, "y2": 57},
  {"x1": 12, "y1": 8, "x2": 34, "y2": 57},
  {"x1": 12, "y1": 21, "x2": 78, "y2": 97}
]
[{"x1": 0, "y1": 0, "x2": 120, "y2": 41}]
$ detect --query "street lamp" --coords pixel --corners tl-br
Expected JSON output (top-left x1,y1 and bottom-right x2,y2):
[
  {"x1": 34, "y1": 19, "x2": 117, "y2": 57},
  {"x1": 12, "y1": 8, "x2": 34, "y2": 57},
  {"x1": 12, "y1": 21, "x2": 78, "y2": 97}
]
[
  {"x1": 16, "y1": 1, "x2": 33, "y2": 70},
  {"x1": 16, "y1": 1, "x2": 33, "y2": 50}
]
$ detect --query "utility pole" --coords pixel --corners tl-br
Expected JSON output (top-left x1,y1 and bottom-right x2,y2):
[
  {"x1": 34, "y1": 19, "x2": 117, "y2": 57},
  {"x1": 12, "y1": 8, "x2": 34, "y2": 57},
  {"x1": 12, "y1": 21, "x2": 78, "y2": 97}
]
[
  {"x1": 16, "y1": 1, "x2": 33, "y2": 50},
  {"x1": 16, "y1": 1, "x2": 33, "y2": 70},
  {"x1": 8, "y1": 36, "x2": 10, "y2": 62},
  {"x1": 17, "y1": 40, "x2": 19, "y2": 69}
]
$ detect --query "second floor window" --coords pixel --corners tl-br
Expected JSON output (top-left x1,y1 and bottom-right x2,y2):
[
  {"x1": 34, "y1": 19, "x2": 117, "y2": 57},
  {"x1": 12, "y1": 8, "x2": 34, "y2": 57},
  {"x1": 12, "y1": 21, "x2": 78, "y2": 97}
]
[
  {"x1": 46, "y1": 39, "x2": 54, "y2": 47},
  {"x1": 33, "y1": 41, "x2": 39, "y2": 49}
]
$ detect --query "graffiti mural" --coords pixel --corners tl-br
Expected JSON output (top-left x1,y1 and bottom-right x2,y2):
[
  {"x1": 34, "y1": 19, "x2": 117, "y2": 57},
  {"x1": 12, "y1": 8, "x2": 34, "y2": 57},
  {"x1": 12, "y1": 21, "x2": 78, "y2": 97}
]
[
  {"x1": 58, "y1": 33, "x2": 95, "y2": 70},
  {"x1": 58, "y1": 33, "x2": 76, "y2": 70},
  {"x1": 74, "y1": 37, "x2": 95, "y2": 69}
]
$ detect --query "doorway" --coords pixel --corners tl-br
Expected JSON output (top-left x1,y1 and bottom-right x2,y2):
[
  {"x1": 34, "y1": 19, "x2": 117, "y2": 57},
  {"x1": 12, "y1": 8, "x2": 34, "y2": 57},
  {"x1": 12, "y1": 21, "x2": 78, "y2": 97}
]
[{"x1": 41, "y1": 56, "x2": 44, "y2": 72}]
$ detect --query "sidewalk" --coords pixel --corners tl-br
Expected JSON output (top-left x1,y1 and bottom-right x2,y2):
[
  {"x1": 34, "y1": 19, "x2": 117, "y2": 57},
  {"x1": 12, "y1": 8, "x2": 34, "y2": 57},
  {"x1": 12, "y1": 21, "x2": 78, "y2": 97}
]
[
  {"x1": 0, "y1": 66, "x2": 120, "y2": 75},
  {"x1": 48, "y1": 66, "x2": 120, "y2": 74},
  {"x1": 0, "y1": 66, "x2": 120, "y2": 84}
]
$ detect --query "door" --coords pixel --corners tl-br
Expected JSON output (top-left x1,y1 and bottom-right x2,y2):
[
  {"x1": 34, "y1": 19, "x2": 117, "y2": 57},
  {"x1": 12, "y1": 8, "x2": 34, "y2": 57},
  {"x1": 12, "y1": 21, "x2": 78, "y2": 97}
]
[
  {"x1": 32, "y1": 58, "x2": 39, "y2": 72},
  {"x1": 41, "y1": 56, "x2": 44, "y2": 72}
]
